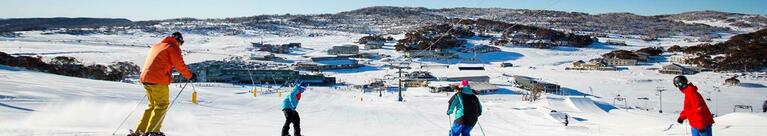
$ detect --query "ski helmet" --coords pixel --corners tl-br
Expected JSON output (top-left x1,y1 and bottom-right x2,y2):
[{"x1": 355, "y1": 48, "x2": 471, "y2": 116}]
[
  {"x1": 673, "y1": 75, "x2": 688, "y2": 89},
  {"x1": 296, "y1": 81, "x2": 307, "y2": 92},
  {"x1": 460, "y1": 80, "x2": 470, "y2": 88},
  {"x1": 171, "y1": 32, "x2": 184, "y2": 45}
]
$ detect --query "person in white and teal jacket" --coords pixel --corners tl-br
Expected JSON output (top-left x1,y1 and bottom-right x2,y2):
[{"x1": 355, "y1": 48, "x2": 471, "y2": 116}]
[
  {"x1": 282, "y1": 82, "x2": 306, "y2": 136},
  {"x1": 447, "y1": 80, "x2": 482, "y2": 136}
]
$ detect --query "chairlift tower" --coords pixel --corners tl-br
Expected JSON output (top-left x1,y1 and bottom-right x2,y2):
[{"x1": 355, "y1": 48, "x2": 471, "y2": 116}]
[
  {"x1": 613, "y1": 94, "x2": 627, "y2": 109},
  {"x1": 397, "y1": 65, "x2": 404, "y2": 102},
  {"x1": 657, "y1": 87, "x2": 666, "y2": 113},
  {"x1": 713, "y1": 86, "x2": 720, "y2": 116}
]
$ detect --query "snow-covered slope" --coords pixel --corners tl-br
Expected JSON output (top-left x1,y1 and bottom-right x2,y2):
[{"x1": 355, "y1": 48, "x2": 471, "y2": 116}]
[{"x1": 1, "y1": 63, "x2": 765, "y2": 135}]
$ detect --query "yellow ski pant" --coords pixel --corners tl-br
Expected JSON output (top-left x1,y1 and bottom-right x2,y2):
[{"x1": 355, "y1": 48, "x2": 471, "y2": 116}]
[{"x1": 136, "y1": 84, "x2": 170, "y2": 133}]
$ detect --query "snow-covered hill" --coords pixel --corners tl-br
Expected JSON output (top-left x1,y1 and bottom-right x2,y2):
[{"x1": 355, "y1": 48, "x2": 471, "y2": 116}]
[
  {"x1": 662, "y1": 10, "x2": 767, "y2": 32},
  {"x1": 4, "y1": 7, "x2": 758, "y2": 37}
]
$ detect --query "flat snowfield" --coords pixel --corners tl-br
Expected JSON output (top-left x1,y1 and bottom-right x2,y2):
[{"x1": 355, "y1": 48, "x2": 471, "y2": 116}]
[{"x1": 1, "y1": 32, "x2": 767, "y2": 135}]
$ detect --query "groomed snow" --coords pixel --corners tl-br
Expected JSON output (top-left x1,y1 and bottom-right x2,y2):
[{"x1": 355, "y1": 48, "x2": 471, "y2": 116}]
[{"x1": 1, "y1": 68, "x2": 765, "y2": 135}]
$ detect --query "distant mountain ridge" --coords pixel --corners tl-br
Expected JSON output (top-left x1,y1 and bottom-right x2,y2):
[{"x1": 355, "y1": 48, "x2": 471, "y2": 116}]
[
  {"x1": 1, "y1": 6, "x2": 765, "y2": 37},
  {"x1": 659, "y1": 10, "x2": 748, "y2": 21},
  {"x1": 659, "y1": 10, "x2": 767, "y2": 29},
  {"x1": 0, "y1": 17, "x2": 132, "y2": 32}
]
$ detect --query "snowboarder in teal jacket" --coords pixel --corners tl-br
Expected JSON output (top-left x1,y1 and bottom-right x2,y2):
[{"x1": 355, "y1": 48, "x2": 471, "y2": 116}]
[
  {"x1": 447, "y1": 80, "x2": 482, "y2": 136},
  {"x1": 282, "y1": 82, "x2": 306, "y2": 136}
]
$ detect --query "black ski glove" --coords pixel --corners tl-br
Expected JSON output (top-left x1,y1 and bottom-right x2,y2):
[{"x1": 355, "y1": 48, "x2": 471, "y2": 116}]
[
  {"x1": 190, "y1": 73, "x2": 198, "y2": 82},
  {"x1": 677, "y1": 118, "x2": 684, "y2": 124}
]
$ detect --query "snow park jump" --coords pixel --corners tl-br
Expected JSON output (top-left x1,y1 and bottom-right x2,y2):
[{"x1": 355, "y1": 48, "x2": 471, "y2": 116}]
[
  {"x1": 2, "y1": 0, "x2": 767, "y2": 136},
  {"x1": 547, "y1": 96, "x2": 610, "y2": 114}
]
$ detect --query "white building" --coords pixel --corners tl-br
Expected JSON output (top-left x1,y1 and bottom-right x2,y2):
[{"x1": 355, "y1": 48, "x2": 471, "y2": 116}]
[
  {"x1": 659, "y1": 63, "x2": 698, "y2": 75},
  {"x1": 669, "y1": 54, "x2": 696, "y2": 64},
  {"x1": 603, "y1": 58, "x2": 638, "y2": 66}
]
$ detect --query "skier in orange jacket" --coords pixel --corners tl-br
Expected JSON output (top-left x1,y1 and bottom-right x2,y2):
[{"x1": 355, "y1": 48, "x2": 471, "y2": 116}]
[{"x1": 130, "y1": 32, "x2": 196, "y2": 136}]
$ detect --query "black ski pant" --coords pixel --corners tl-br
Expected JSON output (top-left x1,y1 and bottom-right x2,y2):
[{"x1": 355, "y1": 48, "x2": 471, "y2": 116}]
[{"x1": 282, "y1": 109, "x2": 301, "y2": 136}]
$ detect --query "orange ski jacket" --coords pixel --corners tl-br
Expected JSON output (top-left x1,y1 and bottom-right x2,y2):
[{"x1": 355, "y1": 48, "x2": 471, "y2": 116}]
[{"x1": 139, "y1": 36, "x2": 193, "y2": 85}]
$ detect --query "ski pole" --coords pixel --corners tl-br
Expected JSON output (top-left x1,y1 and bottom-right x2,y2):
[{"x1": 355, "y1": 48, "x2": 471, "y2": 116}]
[
  {"x1": 478, "y1": 121, "x2": 487, "y2": 136},
  {"x1": 111, "y1": 94, "x2": 147, "y2": 135},
  {"x1": 148, "y1": 81, "x2": 191, "y2": 132}
]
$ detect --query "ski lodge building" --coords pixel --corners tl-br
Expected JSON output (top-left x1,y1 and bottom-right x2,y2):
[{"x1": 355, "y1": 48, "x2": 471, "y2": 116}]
[
  {"x1": 295, "y1": 56, "x2": 363, "y2": 71},
  {"x1": 658, "y1": 63, "x2": 698, "y2": 75},
  {"x1": 669, "y1": 54, "x2": 696, "y2": 64},
  {"x1": 602, "y1": 58, "x2": 638, "y2": 66},
  {"x1": 566, "y1": 60, "x2": 617, "y2": 71},
  {"x1": 512, "y1": 75, "x2": 561, "y2": 94},
  {"x1": 252, "y1": 42, "x2": 301, "y2": 54},
  {"x1": 427, "y1": 81, "x2": 499, "y2": 94},
  {"x1": 179, "y1": 68, "x2": 336, "y2": 85},
  {"x1": 327, "y1": 45, "x2": 360, "y2": 55}
]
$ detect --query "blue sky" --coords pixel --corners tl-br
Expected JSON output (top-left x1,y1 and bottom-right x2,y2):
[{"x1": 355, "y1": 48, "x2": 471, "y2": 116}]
[{"x1": 1, "y1": 0, "x2": 765, "y2": 21}]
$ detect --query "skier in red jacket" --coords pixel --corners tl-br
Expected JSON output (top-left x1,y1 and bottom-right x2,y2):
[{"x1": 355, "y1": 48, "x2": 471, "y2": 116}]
[{"x1": 674, "y1": 76, "x2": 714, "y2": 136}]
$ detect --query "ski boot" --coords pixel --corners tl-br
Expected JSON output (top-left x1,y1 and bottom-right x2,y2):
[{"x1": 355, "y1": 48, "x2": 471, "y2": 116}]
[
  {"x1": 127, "y1": 129, "x2": 145, "y2": 136},
  {"x1": 146, "y1": 132, "x2": 165, "y2": 136}
]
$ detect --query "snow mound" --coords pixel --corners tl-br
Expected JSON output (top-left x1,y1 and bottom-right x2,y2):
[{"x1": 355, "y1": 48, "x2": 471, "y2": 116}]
[
  {"x1": 715, "y1": 112, "x2": 767, "y2": 126},
  {"x1": 548, "y1": 96, "x2": 609, "y2": 114},
  {"x1": 712, "y1": 112, "x2": 767, "y2": 135}
]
